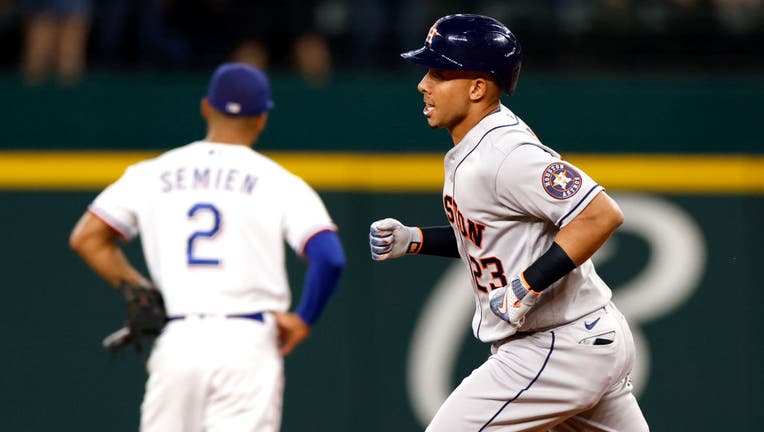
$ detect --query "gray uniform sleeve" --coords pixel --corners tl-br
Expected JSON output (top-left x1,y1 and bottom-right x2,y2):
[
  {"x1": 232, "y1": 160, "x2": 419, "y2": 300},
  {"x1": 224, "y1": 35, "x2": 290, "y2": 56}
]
[{"x1": 495, "y1": 144, "x2": 604, "y2": 227}]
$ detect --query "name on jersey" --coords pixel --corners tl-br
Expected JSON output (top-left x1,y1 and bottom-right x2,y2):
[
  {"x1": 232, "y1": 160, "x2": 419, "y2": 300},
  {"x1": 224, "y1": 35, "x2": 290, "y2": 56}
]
[
  {"x1": 160, "y1": 167, "x2": 258, "y2": 195},
  {"x1": 443, "y1": 195, "x2": 486, "y2": 248}
]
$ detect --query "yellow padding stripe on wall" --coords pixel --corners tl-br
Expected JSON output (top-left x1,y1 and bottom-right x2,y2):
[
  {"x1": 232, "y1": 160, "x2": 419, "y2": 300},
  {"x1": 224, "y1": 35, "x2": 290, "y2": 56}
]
[{"x1": 0, "y1": 151, "x2": 761, "y2": 193}]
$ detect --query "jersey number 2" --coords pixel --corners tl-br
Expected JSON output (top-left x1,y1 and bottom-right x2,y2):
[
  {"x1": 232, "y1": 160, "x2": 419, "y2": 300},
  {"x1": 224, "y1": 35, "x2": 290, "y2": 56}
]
[{"x1": 187, "y1": 203, "x2": 222, "y2": 266}]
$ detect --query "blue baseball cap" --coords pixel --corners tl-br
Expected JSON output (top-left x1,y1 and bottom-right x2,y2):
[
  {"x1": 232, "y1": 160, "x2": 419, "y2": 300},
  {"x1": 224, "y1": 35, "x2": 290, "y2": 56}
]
[{"x1": 206, "y1": 63, "x2": 274, "y2": 116}]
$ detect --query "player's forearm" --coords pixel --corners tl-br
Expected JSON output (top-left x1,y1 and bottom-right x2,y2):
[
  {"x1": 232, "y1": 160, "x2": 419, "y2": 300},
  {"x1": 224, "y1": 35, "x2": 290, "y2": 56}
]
[
  {"x1": 70, "y1": 213, "x2": 149, "y2": 288},
  {"x1": 295, "y1": 231, "x2": 346, "y2": 325},
  {"x1": 74, "y1": 242, "x2": 148, "y2": 288},
  {"x1": 554, "y1": 192, "x2": 623, "y2": 265},
  {"x1": 518, "y1": 193, "x2": 622, "y2": 293}
]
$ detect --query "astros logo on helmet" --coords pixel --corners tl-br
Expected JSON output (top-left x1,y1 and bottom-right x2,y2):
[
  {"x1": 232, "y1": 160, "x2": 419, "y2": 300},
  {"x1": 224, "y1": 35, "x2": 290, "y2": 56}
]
[
  {"x1": 425, "y1": 24, "x2": 441, "y2": 47},
  {"x1": 400, "y1": 14, "x2": 523, "y2": 95}
]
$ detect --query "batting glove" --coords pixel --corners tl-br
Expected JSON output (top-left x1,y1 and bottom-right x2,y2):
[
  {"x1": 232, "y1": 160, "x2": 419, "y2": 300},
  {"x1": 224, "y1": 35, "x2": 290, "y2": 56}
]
[
  {"x1": 489, "y1": 275, "x2": 540, "y2": 328},
  {"x1": 369, "y1": 218, "x2": 422, "y2": 261}
]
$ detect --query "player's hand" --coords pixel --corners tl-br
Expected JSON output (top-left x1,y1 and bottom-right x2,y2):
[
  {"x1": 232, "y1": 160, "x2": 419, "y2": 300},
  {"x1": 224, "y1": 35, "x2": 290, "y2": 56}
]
[
  {"x1": 489, "y1": 275, "x2": 540, "y2": 328},
  {"x1": 272, "y1": 312, "x2": 311, "y2": 356},
  {"x1": 369, "y1": 218, "x2": 421, "y2": 260}
]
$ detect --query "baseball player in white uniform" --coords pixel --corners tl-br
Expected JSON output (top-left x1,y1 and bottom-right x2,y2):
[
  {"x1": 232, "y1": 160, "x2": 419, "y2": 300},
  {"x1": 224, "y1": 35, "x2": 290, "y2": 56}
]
[
  {"x1": 369, "y1": 15, "x2": 649, "y2": 431},
  {"x1": 70, "y1": 63, "x2": 346, "y2": 431}
]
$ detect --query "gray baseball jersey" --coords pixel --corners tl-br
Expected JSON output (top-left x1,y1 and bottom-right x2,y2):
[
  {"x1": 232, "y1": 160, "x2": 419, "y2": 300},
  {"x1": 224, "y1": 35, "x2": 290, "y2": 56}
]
[{"x1": 442, "y1": 105, "x2": 611, "y2": 343}]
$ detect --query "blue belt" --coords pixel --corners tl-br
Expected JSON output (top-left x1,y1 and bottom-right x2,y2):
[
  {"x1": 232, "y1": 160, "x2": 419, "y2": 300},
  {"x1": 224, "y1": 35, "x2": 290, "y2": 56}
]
[{"x1": 167, "y1": 312, "x2": 264, "y2": 322}]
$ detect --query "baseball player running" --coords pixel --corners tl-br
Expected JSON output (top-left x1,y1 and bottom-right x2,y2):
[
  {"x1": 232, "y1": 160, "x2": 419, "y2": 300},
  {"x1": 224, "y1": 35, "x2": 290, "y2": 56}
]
[
  {"x1": 370, "y1": 15, "x2": 648, "y2": 431},
  {"x1": 70, "y1": 63, "x2": 346, "y2": 431}
]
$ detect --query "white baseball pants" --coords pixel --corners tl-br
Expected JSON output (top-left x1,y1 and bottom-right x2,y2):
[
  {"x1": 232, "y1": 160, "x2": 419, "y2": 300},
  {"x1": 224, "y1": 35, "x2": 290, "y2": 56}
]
[{"x1": 140, "y1": 314, "x2": 283, "y2": 432}]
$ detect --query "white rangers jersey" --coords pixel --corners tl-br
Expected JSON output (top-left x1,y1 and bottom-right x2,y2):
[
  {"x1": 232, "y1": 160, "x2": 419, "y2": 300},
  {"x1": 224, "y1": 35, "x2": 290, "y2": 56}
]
[
  {"x1": 443, "y1": 105, "x2": 612, "y2": 342},
  {"x1": 90, "y1": 141, "x2": 336, "y2": 316}
]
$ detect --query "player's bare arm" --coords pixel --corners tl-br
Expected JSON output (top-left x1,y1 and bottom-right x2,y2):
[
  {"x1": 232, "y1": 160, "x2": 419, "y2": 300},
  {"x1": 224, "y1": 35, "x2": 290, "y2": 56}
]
[
  {"x1": 489, "y1": 191, "x2": 623, "y2": 326},
  {"x1": 69, "y1": 212, "x2": 150, "y2": 288},
  {"x1": 487, "y1": 192, "x2": 619, "y2": 323},
  {"x1": 555, "y1": 191, "x2": 624, "y2": 265}
]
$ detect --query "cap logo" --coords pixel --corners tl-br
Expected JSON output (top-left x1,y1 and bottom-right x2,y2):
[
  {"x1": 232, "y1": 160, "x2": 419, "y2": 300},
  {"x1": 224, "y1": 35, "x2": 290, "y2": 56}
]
[
  {"x1": 542, "y1": 162, "x2": 582, "y2": 199},
  {"x1": 425, "y1": 23, "x2": 441, "y2": 47},
  {"x1": 225, "y1": 102, "x2": 242, "y2": 114}
]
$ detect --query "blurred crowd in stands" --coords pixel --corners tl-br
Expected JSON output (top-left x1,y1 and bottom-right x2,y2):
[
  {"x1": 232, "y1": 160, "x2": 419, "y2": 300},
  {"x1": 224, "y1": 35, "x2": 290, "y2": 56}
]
[{"x1": 0, "y1": 0, "x2": 761, "y2": 86}]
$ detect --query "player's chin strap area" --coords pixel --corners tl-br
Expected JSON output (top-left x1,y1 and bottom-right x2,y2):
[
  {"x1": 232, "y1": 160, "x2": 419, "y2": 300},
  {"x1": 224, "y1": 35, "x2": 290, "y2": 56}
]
[{"x1": 166, "y1": 312, "x2": 265, "y2": 322}]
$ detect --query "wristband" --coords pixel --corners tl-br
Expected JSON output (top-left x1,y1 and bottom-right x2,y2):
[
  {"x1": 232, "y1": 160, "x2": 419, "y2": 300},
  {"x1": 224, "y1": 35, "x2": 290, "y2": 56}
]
[
  {"x1": 521, "y1": 242, "x2": 576, "y2": 292},
  {"x1": 419, "y1": 226, "x2": 460, "y2": 258}
]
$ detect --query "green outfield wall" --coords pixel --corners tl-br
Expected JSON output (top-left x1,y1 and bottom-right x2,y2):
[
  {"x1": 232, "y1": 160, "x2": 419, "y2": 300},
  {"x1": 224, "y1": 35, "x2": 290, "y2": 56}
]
[
  {"x1": 1, "y1": 191, "x2": 762, "y2": 431},
  {"x1": 0, "y1": 73, "x2": 762, "y2": 431},
  {"x1": 0, "y1": 72, "x2": 762, "y2": 153}
]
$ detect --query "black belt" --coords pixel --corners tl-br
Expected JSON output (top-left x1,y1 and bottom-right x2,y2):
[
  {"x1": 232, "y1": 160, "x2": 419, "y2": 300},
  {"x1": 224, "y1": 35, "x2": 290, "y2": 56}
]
[{"x1": 167, "y1": 312, "x2": 264, "y2": 322}]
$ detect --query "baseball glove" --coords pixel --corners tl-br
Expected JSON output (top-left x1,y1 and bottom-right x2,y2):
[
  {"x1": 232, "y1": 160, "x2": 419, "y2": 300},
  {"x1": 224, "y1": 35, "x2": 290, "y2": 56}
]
[{"x1": 102, "y1": 281, "x2": 167, "y2": 353}]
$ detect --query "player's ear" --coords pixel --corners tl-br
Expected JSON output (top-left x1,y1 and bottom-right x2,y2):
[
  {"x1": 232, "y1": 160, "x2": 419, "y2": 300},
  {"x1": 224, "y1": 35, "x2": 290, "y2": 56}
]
[
  {"x1": 255, "y1": 112, "x2": 269, "y2": 132},
  {"x1": 471, "y1": 76, "x2": 502, "y2": 103},
  {"x1": 248, "y1": 113, "x2": 269, "y2": 145},
  {"x1": 469, "y1": 77, "x2": 489, "y2": 102}
]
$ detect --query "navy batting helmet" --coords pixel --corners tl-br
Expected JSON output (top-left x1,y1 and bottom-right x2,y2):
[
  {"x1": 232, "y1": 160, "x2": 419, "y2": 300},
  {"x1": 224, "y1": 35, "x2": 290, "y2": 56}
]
[{"x1": 401, "y1": 14, "x2": 522, "y2": 95}]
